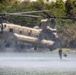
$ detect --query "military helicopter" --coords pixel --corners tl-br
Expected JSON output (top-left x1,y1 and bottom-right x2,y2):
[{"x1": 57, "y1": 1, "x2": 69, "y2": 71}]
[{"x1": 0, "y1": 10, "x2": 75, "y2": 51}]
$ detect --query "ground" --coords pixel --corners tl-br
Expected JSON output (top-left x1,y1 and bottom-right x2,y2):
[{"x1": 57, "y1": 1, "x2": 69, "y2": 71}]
[{"x1": 0, "y1": 51, "x2": 76, "y2": 75}]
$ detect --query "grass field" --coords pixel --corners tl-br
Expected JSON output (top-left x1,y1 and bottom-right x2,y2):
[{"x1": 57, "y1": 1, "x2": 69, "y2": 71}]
[
  {"x1": 0, "y1": 52, "x2": 76, "y2": 75},
  {"x1": 0, "y1": 68, "x2": 76, "y2": 75}
]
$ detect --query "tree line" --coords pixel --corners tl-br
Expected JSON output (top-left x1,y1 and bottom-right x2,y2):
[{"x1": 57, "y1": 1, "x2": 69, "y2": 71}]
[{"x1": 0, "y1": 0, "x2": 76, "y2": 48}]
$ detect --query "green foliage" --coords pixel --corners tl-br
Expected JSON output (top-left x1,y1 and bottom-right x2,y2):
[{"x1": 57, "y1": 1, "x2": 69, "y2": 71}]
[
  {"x1": 0, "y1": 3, "x2": 5, "y2": 12},
  {"x1": 0, "y1": 0, "x2": 6, "y2": 4},
  {"x1": 65, "y1": 0, "x2": 74, "y2": 16},
  {"x1": 71, "y1": 8, "x2": 76, "y2": 18},
  {"x1": 57, "y1": 19, "x2": 76, "y2": 48},
  {"x1": 30, "y1": 0, "x2": 45, "y2": 10},
  {"x1": 54, "y1": 0, "x2": 65, "y2": 9},
  {"x1": 59, "y1": 23, "x2": 76, "y2": 48}
]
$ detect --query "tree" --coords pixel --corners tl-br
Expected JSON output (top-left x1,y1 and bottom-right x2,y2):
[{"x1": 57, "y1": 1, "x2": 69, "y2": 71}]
[
  {"x1": 30, "y1": 0, "x2": 45, "y2": 10},
  {"x1": 55, "y1": 0, "x2": 65, "y2": 9},
  {"x1": 0, "y1": 4, "x2": 5, "y2": 12},
  {"x1": 59, "y1": 23, "x2": 76, "y2": 48},
  {"x1": 65, "y1": 0, "x2": 73, "y2": 16}
]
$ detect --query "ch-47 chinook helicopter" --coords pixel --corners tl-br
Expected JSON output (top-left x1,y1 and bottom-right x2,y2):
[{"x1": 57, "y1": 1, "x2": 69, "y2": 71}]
[{"x1": 0, "y1": 10, "x2": 75, "y2": 51}]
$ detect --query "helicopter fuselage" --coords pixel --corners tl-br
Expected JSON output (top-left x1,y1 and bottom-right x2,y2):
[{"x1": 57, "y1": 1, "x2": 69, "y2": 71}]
[{"x1": 0, "y1": 19, "x2": 59, "y2": 50}]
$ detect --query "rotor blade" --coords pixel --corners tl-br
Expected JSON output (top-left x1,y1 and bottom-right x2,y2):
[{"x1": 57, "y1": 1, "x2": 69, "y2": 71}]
[
  {"x1": 54, "y1": 17, "x2": 76, "y2": 20},
  {"x1": 4, "y1": 10, "x2": 49, "y2": 18},
  {"x1": 48, "y1": 16, "x2": 76, "y2": 19},
  {"x1": 59, "y1": 17, "x2": 76, "y2": 19},
  {"x1": 6, "y1": 10, "x2": 49, "y2": 14},
  {"x1": 42, "y1": 11, "x2": 52, "y2": 18},
  {"x1": 19, "y1": 10, "x2": 49, "y2": 14},
  {"x1": 22, "y1": 15, "x2": 41, "y2": 17},
  {"x1": 6, "y1": 13, "x2": 41, "y2": 17},
  {"x1": 5, "y1": 13, "x2": 20, "y2": 15}
]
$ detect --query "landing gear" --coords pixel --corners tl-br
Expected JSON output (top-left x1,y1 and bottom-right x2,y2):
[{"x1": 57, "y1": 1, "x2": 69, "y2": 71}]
[
  {"x1": 34, "y1": 46, "x2": 37, "y2": 50},
  {"x1": 49, "y1": 47, "x2": 53, "y2": 51},
  {"x1": 4, "y1": 42, "x2": 10, "y2": 48},
  {"x1": 20, "y1": 44, "x2": 25, "y2": 49}
]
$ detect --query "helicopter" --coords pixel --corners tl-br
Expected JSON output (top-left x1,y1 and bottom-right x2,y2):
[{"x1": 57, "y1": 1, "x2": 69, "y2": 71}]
[{"x1": 0, "y1": 10, "x2": 75, "y2": 51}]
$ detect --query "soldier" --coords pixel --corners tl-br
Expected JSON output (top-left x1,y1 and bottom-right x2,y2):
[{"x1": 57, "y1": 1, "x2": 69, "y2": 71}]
[{"x1": 58, "y1": 48, "x2": 62, "y2": 60}]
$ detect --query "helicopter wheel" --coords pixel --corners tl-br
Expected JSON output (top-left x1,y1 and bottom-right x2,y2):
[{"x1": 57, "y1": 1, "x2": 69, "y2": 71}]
[
  {"x1": 34, "y1": 46, "x2": 37, "y2": 50},
  {"x1": 4, "y1": 41, "x2": 11, "y2": 48}
]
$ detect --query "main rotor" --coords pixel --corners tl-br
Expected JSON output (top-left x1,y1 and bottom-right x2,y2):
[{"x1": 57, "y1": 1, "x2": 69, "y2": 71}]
[{"x1": 0, "y1": 10, "x2": 76, "y2": 24}]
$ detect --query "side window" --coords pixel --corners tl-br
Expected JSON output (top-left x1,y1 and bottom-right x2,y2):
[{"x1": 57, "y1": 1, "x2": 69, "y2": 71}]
[
  {"x1": 36, "y1": 35, "x2": 38, "y2": 37},
  {"x1": 28, "y1": 30, "x2": 32, "y2": 36},
  {"x1": 4, "y1": 24, "x2": 6, "y2": 28},
  {"x1": 9, "y1": 28, "x2": 13, "y2": 33},
  {"x1": 20, "y1": 31, "x2": 22, "y2": 34}
]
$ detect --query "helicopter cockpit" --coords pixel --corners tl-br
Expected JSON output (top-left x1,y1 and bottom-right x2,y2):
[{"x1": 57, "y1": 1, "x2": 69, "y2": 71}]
[{"x1": 39, "y1": 18, "x2": 56, "y2": 30}]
